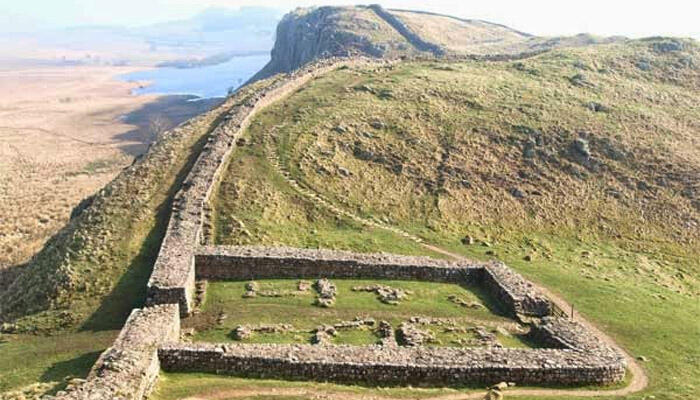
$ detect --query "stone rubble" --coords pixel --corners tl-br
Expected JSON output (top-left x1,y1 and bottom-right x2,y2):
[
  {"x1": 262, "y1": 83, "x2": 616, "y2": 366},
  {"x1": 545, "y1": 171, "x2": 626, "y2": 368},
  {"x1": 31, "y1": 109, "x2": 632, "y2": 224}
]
[
  {"x1": 396, "y1": 322, "x2": 436, "y2": 346},
  {"x1": 313, "y1": 278, "x2": 337, "y2": 308},
  {"x1": 447, "y1": 294, "x2": 484, "y2": 309},
  {"x1": 243, "y1": 281, "x2": 258, "y2": 298},
  {"x1": 377, "y1": 320, "x2": 397, "y2": 347},
  {"x1": 233, "y1": 324, "x2": 295, "y2": 340},
  {"x1": 352, "y1": 284, "x2": 413, "y2": 305},
  {"x1": 311, "y1": 325, "x2": 337, "y2": 345},
  {"x1": 333, "y1": 317, "x2": 376, "y2": 330}
]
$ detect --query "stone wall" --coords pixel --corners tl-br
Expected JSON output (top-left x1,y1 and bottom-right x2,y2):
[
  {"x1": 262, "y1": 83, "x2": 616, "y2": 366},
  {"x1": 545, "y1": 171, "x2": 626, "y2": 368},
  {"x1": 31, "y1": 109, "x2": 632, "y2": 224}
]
[
  {"x1": 146, "y1": 58, "x2": 379, "y2": 316},
  {"x1": 160, "y1": 245, "x2": 629, "y2": 387},
  {"x1": 482, "y1": 262, "x2": 552, "y2": 317},
  {"x1": 49, "y1": 304, "x2": 180, "y2": 400},
  {"x1": 196, "y1": 245, "x2": 480, "y2": 283},
  {"x1": 530, "y1": 316, "x2": 615, "y2": 351},
  {"x1": 159, "y1": 318, "x2": 626, "y2": 385}
]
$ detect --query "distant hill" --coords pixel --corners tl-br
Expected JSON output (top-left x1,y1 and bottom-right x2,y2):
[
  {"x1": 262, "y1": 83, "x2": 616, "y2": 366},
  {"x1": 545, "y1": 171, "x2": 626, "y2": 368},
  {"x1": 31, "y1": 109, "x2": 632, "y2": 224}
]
[
  {"x1": 251, "y1": 5, "x2": 623, "y2": 81},
  {"x1": 0, "y1": 6, "x2": 284, "y2": 66},
  {"x1": 135, "y1": 6, "x2": 283, "y2": 55}
]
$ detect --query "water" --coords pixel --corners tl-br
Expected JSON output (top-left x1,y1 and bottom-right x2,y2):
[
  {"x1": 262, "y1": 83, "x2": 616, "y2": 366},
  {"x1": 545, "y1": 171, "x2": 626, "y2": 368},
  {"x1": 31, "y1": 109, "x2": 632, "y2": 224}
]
[{"x1": 120, "y1": 54, "x2": 270, "y2": 98}]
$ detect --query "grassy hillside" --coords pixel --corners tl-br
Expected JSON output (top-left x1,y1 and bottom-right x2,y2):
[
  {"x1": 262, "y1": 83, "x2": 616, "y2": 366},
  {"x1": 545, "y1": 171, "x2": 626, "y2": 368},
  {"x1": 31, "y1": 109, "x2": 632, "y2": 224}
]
[
  {"x1": 0, "y1": 79, "x2": 284, "y2": 395},
  {"x1": 219, "y1": 38, "x2": 699, "y2": 254},
  {"x1": 202, "y1": 38, "x2": 699, "y2": 399},
  {"x1": 390, "y1": 9, "x2": 532, "y2": 54},
  {"x1": 1, "y1": 20, "x2": 697, "y2": 398}
]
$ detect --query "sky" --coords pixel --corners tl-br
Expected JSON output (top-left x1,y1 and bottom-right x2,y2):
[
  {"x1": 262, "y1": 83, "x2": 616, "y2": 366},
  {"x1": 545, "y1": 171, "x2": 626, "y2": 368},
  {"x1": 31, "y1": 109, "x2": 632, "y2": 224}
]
[{"x1": 0, "y1": 0, "x2": 698, "y2": 39}]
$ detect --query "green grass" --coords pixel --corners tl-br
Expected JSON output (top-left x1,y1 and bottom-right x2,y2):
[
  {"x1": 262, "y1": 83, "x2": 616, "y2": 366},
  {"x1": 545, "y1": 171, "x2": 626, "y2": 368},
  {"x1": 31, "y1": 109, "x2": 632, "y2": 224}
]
[
  {"x1": 187, "y1": 279, "x2": 526, "y2": 347},
  {"x1": 189, "y1": 41, "x2": 700, "y2": 399},
  {"x1": 151, "y1": 372, "x2": 484, "y2": 400},
  {"x1": 0, "y1": 331, "x2": 115, "y2": 393},
  {"x1": 211, "y1": 138, "x2": 445, "y2": 257}
]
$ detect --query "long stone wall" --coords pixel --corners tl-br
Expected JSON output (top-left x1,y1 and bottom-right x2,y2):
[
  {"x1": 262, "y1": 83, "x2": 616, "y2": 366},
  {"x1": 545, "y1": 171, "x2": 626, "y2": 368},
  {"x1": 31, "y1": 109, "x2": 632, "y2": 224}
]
[
  {"x1": 159, "y1": 316, "x2": 625, "y2": 386},
  {"x1": 146, "y1": 58, "x2": 380, "y2": 316},
  {"x1": 196, "y1": 245, "x2": 480, "y2": 283},
  {"x1": 49, "y1": 304, "x2": 180, "y2": 400}
]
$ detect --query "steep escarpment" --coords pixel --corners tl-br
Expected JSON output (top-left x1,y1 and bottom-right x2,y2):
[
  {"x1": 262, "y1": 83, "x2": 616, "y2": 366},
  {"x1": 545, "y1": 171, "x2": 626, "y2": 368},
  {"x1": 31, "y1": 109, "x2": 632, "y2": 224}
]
[
  {"x1": 251, "y1": 5, "x2": 625, "y2": 82},
  {"x1": 250, "y1": 6, "x2": 416, "y2": 82}
]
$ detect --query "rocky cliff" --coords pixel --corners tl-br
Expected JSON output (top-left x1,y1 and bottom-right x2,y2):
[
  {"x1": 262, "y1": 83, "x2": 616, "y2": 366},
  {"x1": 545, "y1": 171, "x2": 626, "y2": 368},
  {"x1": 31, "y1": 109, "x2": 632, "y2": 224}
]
[
  {"x1": 250, "y1": 5, "x2": 625, "y2": 83},
  {"x1": 249, "y1": 6, "x2": 415, "y2": 82}
]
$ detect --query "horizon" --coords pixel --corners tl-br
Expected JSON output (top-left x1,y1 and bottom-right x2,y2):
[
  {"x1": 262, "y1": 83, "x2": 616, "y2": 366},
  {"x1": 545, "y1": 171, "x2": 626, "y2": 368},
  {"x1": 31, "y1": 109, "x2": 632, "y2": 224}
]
[{"x1": 0, "y1": 0, "x2": 699, "y2": 39}]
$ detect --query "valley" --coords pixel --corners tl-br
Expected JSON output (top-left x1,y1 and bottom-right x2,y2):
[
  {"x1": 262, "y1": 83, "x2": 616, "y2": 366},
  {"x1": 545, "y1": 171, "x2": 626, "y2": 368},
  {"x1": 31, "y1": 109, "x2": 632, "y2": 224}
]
[{"x1": 0, "y1": 65, "x2": 219, "y2": 271}]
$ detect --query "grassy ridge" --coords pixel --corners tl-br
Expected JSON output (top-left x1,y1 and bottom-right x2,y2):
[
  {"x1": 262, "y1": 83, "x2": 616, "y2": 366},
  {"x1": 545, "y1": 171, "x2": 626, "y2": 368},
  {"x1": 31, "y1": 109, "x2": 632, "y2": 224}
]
[{"x1": 198, "y1": 39, "x2": 699, "y2": 399}]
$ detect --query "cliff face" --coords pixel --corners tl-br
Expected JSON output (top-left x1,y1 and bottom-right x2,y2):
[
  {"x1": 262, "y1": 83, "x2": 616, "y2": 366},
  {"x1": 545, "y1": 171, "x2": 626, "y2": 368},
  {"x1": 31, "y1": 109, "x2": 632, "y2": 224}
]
[
  {"x1": 249, "y1": 5, "x2": 626, "y2": 83},
  {"x1": 249, "y1": 6, "x2": 418, "y2": 82},
  {"x1": 248, "y1": 5, "x2": 533, "y2": 82}
]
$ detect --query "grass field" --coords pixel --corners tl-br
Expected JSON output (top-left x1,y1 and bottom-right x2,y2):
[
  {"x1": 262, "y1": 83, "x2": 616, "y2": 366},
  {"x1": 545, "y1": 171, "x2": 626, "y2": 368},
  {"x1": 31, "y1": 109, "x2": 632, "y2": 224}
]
[
  {"x1": 186, "y1": 279, "x2": 533, "y2": 348},
  {"x1": 152, "y1": 372, "x2": 485, "y2": 400}
]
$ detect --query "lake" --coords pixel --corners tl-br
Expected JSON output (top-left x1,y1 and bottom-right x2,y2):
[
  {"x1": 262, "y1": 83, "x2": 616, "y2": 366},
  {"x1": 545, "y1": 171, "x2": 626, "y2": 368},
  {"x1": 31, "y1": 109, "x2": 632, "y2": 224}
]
[{"x1": 120, "y1": 54, "x2": 270, "y2": 98}]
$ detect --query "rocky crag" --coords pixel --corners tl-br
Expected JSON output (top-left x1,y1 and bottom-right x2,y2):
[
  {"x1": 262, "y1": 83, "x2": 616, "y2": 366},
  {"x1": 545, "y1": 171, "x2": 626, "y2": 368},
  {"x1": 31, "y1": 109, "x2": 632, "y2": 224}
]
[{"x1": 251, "y1": 4, "x2": 623, "y2": 81}]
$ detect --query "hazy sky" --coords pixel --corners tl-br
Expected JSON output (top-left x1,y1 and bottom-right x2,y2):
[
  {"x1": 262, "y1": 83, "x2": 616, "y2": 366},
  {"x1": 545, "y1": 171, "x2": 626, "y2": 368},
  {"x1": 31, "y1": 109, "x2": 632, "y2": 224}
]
[{"x1": 0, "y1": 0, "x2": 698, "y2": 39}]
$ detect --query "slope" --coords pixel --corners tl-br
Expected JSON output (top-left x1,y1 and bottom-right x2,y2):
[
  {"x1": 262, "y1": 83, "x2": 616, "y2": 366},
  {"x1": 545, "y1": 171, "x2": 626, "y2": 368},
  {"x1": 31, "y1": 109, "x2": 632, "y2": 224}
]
[
  {"x1": 0, "y1": 79, "x2": 282, "y2": 394},
  {"x1": 203, "y1": 38, "x2": 699, "y2": 399}
]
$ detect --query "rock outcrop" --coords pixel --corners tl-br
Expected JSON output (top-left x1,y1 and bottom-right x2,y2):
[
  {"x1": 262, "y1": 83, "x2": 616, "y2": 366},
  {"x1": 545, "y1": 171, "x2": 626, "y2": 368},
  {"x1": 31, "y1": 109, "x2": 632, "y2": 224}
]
[{"x1": 250, "y1": 6, "x2": 413, "y2": 81}]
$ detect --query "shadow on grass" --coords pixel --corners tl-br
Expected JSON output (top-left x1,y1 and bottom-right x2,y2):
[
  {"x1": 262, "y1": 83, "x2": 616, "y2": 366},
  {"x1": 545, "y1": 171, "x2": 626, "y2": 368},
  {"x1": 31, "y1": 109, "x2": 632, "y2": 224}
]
[
  {"x1": 460, "y1": 282, "x2": 511, "y2": 319},
  {"x1": 116, "y1": 95, "x2": 223, "y2": 156},
  {"x1": 78, "y1": 211, "x2": 168, "y2": 331},
  {"x1": 39, "y1": 351, "x2": 103, "y2": 387},
  {"x1": 80, "y1": 110, "x2": 224, "y2": 332}
]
